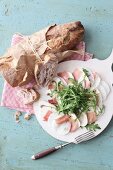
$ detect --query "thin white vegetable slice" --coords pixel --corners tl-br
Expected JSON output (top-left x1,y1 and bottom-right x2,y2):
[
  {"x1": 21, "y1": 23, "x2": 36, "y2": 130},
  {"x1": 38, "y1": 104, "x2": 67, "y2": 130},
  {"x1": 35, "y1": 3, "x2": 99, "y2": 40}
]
[
  {"x1": 98, "y1": 85, "x2": 107, "y2": 101},
  {"x1": 40, "y1": 101, "x2": 56, "y2": 118},
  {"x1": 70, "y1": 113, "x2": 77, "y2": 120},
  {"x1": 96, "y1": 106, "x2": 105, "y2": 116},
  {"x1": 67, "y1": 72, "x2": 74, "y2": 79},
  {"x1": 91, "y1": 74, "x2": 101, "y2": 90},
  {"x1": 77, "y1": 69, "x2": 85, "y2": 83},
  {"x1": 79, "y1": 112, "x2": 88, "y2": 127},
  {"x1": 84, "y1": 76, "x2": 91, "y2": 89},
  {"x1": 52, "y1": 119, "x2": 59, "y2": 129},
  {"x1": 56, "y1": 121, "x2": 71, "y2": 135},
  {"x1": 95, "y1": 89, "x2": 103, "y2": 108},
  {"x1": 86, "y1": 68, "x2": 95, "y2": 85},
  {"x1": 53, "y1": 77, "x2": 63, "y2": 84},
  {"x1": 70, "y1": 119, "x2": 81, "y2": 132},
  {"x1": 101, "y1": 81, "x2": 110, "y2": 96},
  {"x1": 48, "y1": 112, "x2": 60, "y2": 124}
]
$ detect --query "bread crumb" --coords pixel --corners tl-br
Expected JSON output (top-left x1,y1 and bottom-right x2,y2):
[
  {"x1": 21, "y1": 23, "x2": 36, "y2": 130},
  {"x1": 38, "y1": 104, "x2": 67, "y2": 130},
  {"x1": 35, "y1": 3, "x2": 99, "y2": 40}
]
[
  {"x1": 24, "y1": 113, "x2": 31, "y2": 120},
  {"x1": 14, "y1": 111, "x2": 22, "y2": 123},
  {"x1": 15, "y1": 111, "x2": 22, "y2": 117}
]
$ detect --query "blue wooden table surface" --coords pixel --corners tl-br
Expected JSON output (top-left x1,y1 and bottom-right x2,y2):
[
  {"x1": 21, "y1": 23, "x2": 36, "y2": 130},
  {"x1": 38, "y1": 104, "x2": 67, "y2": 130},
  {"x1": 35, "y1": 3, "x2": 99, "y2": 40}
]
[{"x1": 0, "y1": 0, "x2": 113, "y2": 170}]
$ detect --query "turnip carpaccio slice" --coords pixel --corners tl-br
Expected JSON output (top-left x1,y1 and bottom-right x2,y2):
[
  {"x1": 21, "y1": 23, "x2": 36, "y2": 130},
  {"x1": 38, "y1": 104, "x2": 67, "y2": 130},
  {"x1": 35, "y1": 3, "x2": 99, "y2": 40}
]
[
  {"x1": 98, "y1": 81, "x2": 110, "y2": 101},
  {"x1": 48, "y1": 112, "x2": 60, "y2": 124},
  {"x1": 95, "y1": 89, "x2": 103, "y2": 108},
  {"x1": 56, "y1": 121, "x2": 71, "y2": 135},
  {"x1": 79, "y1": 112, "x2": 88, "y2": 127},
  {"x1": 91, "y1": 73, "x2": 101, "y2": 90},
  {"x1": 73, "y1": 68, "x2": 84, "y2": 81},
  {"x1": 73, "y1": 68, "x2": 86, "y2": 88},
  {"x1": 86, "y1": 68, "x2": 95, "y2": 85},
  {"x1": 49, "y1": 113, "x2": 71, "y2": 135},
  {"x1": 96, "y1": 106, "x2": 105, "y2": 116},
  {"x1": 40, "y1": 100, "x2": 55, "y2": 119},
  {"x1": 98, "y1": 84, "x2": 107, "y2": 101},
  {"x1": 101, "y1": 81, "x2": 110, "y2": 95},
  {"x1": 84, "y1": 76, "x2": 91, "y2": 89}
]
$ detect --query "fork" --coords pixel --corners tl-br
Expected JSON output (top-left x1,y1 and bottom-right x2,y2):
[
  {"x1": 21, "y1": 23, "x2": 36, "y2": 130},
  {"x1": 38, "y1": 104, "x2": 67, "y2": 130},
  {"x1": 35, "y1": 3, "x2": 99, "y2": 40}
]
[{"x1": 31, "y1": 131, "x2": 95, "y2": 160}]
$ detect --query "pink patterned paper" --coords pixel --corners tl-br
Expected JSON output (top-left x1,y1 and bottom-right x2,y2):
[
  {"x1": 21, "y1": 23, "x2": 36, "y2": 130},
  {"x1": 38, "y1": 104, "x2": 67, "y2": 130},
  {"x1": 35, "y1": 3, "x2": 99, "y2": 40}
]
[
  {"x1": 1, "y1": 82, "x2": 34, "y2": 113},
  {"x1": 0, "y1": 34, "x2": 93, "y2": 113}
]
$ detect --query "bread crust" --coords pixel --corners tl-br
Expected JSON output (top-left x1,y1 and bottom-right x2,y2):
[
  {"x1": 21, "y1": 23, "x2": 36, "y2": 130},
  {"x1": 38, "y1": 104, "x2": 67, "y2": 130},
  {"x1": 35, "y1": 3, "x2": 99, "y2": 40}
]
[{"x1": 0, "y1": 21, "x2": 84, "y2": 87}]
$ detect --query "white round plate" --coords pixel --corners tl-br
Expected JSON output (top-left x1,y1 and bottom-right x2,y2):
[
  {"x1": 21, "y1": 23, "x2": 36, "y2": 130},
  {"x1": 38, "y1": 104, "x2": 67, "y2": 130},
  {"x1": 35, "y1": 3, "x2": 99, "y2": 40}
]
[{"x1": 33, "y1": 50, "x2": 113, "y2": 142}]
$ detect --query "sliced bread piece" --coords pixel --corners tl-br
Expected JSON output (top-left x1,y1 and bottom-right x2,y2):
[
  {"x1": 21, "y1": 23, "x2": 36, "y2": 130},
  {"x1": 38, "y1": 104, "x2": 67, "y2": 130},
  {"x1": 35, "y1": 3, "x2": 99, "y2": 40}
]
[
  {"x1": 17, "y1": 88, "x2": 40, "y2": 105},
  {"x1": 34, "y1": 53, "x2": 58, "y2": 86}
]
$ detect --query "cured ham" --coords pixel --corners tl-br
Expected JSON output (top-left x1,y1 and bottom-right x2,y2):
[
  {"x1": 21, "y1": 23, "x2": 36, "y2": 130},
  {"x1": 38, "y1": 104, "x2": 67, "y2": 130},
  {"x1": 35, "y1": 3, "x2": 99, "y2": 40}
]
[
  {"x1": 73, "y1": 68, "x2": 84, "y2": 81},
  {"x1": 43, "y1": 110, "x2": 52, "y2": 121},
  {"x1": 87, "y1": 111, "x2": 97, "y2": 124},
  {"x1": 69, "y1": 119, "x2": 80, "y2": 132},
  {"x1": 48, "y1": 98, "x2": 58, "y2": 105},
  {"x1": 57, "y1": 71, "x2": 74, "y2": 84},
  {"x1": 55, "y1": 115, "x2": 70, "y2": 124},
  {"x1": 73, "y1": 68, "x2": 91, "y2": 88}
]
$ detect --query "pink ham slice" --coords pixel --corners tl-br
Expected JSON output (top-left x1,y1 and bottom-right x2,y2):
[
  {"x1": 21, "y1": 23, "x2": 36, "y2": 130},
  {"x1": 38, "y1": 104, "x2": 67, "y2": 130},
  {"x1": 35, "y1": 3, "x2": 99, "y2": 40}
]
[
  {"x1": 73, "y1": 68, "x2": 85, "y2": 88},
  {"x1": 73, "y1": 68, "x2": 90, "y2": 89},
  {"x1": 43, "y1": 110, "x2": 52, "y2": 121},
  {"x1": 73, "y1": 68, "x2": 83, "y2": 81},
  {"x1": 57, "y1": 71, "x2": 72, "y2": 84},
  {"x1": 87, "y1": 111, "x2": 97, "y2": 124},
  {"x1": 48, "y1": 98, "x2": 58, "y2": 105},
  {"x1": 55, "y1": 115, "x2": 70, "y2": 124},
  {"x1": 69, "y1": 119, "x2": 80, "y2": 132}
]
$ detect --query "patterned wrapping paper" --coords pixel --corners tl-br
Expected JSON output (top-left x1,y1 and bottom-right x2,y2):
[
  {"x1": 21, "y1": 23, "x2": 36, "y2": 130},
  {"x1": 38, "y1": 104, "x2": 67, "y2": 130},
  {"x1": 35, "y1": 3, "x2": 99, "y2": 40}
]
[{"x1": 0, "y1": 34, "x2": 93, "y2": 113}]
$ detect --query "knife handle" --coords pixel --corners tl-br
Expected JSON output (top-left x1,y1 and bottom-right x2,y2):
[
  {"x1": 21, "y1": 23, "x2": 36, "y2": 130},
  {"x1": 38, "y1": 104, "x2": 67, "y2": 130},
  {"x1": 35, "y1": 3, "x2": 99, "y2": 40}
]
[
  {"x1": 32, "y1": 142, "x2": 71, "y2": 160},
  {"x1": 33, "y1": 147, "x2": 59, "y2": 159}
]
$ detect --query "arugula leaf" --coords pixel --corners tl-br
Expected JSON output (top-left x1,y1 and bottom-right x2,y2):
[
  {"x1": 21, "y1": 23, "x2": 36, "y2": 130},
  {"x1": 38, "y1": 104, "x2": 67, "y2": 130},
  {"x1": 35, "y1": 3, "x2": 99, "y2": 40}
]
[
  {"x1": 83, "y1": 68, "x2": 89, "y2": 77},
  {"x1": 85, "y1": 123, "x2": 101, "y2": 131},
  {"x1": 95, "y1": 105, "x2": 105, "y2": 116},
  {"x1": 50, "y1": 78, "x2": 97, "y2": 118},
  {"x1": 99, "y1": 105, "x2": 105, "y2": 114}
]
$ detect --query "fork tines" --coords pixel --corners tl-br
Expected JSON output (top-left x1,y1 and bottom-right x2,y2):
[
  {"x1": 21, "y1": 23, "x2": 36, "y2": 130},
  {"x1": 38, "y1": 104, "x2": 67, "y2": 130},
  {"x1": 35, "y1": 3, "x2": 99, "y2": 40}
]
[{"x1": 75, "y1": 131, "x2": 95, "y2": 144}]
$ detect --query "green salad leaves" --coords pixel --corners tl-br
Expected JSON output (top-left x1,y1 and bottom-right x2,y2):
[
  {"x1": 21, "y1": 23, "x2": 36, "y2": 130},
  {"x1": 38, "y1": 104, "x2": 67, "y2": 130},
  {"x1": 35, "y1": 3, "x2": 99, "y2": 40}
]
[
  {"x1": 49, "y1": 76, "x2": 103, "y2": 131},
  {"x1": 85, "y1": 123, "x2": 101, "y2": 131},
  {"x1": 50, "y1": 78, "x2": 97, "y2": 117}
]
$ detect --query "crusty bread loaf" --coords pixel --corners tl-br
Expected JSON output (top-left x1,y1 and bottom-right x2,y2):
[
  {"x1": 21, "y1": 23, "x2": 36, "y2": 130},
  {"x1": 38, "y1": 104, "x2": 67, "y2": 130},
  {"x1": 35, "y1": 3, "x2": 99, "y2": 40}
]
[
  {"x1": 46, "y1": 21, "x2": 84, "y2": 53},
  {"x1": 0, "y1": 21, "x2": 84, "y2": 87}
]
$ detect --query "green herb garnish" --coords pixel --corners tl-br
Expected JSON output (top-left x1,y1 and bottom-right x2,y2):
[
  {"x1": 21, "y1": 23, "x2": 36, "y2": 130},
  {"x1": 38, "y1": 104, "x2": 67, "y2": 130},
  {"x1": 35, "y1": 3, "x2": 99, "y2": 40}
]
[
  {"x1": 99, "y1": 105, "x2": 105, "y2": 114},
  {"x1": 83, "y1": 68, "x2": 89, "y2": 77},
  {"x1": 96, "y1": 105, "x2": 105, "y2": 116},
  {"x1": 85, "y1": 123, "x2": 101, "y2": 131},
  {"x1": 50, "y1": 79, "x2": 97, "y2": 117}
]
